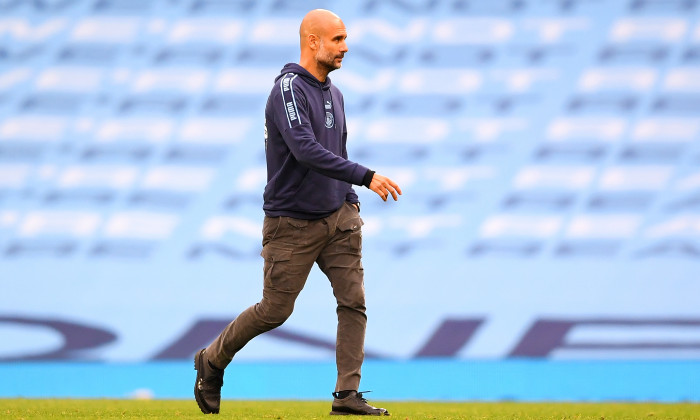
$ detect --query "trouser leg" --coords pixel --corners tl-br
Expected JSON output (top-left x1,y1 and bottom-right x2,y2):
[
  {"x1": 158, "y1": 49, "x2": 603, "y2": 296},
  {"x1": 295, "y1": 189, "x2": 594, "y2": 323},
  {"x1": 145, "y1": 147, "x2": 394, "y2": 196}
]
[
  {"x1": 317, "y1": 203, "x2": 366, "y2": 392},
  {"x1": 205, "y1": 216, "x2": 320, "y2": 369},
  {"x1": 204, "y1": 285, "x2": 308, "y2": 369}
]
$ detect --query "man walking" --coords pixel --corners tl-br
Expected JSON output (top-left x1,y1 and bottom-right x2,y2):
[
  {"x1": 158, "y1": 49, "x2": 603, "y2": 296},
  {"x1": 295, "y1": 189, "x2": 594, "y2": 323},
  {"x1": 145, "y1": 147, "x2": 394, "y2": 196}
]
[{"x1": 194, "y1": 9, "x2": 401, "y2": 416}]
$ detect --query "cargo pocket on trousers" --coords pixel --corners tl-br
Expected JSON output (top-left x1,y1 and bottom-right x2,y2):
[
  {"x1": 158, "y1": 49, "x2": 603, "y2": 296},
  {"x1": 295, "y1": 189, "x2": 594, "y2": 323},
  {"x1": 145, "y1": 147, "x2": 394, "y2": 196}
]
[
  {"x1": 337, "y1": 214, "x2": 363, "y2": 253},
  {"x1": 261, "y1": 245, "x2": 294, "y2": 291}
]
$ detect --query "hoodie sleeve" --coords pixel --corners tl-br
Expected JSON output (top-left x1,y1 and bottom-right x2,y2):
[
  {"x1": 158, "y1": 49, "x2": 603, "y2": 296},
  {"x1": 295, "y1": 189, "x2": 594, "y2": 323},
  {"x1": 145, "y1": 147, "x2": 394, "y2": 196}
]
[{"x1": 274, "y1": 73, "x2": 369, "y2": 186}]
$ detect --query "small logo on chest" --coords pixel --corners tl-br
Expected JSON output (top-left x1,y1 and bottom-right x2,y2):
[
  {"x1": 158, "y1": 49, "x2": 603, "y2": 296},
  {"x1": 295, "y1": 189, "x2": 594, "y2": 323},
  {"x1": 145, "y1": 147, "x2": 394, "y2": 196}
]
[{"x1": 325, "y1": 112, "x2": 334, "y2": 128}]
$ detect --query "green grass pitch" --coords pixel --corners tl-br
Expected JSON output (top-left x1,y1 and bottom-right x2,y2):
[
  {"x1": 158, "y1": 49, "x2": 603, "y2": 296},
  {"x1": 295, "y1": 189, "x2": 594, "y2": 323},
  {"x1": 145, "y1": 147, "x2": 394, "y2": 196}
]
[{"x1": 1, "y1": 400, "x2": 699, "y2": 419}]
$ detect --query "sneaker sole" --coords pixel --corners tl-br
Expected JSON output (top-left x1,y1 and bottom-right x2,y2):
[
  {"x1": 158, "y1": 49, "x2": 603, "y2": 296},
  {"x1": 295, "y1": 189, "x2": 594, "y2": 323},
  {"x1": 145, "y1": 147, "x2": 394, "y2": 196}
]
[
  {"x1": 194, "y1": 349, "x2": 218, "y2": 414},
  {"x1": 330, "y1": 410, "x2": 389, "y2": 416}
]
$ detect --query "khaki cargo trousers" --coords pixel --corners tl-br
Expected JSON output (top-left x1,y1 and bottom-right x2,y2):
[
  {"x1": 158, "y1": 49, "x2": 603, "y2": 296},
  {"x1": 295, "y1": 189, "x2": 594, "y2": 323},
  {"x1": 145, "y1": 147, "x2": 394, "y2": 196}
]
[{"x1": 206, "y1": 202, "x2": 366, "y2": 392}]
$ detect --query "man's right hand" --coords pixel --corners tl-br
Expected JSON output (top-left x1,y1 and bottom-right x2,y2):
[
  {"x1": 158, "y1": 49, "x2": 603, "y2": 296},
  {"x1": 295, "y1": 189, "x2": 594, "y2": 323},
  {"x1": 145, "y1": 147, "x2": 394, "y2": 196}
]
[{"x1": 369, "y1": 173, "x2": 402, "y2": 202}]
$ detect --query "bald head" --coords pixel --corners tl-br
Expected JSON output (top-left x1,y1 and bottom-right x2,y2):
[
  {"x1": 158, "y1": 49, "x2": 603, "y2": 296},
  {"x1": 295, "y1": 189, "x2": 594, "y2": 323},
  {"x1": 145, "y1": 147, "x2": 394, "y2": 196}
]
[
  {"x1": 298, "y1": 9, "x2": 348, "y2": 81},
  {"x1": 299, "y1": 9, "x2": 342, "y2": 47}
]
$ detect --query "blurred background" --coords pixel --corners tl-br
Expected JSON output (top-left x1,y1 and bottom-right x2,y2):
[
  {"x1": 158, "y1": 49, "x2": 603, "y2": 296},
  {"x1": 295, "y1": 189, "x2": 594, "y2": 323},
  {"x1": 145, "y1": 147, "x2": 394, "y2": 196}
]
[{"x1": 1, "y1": 0, "x2": 699, "y2": 402}]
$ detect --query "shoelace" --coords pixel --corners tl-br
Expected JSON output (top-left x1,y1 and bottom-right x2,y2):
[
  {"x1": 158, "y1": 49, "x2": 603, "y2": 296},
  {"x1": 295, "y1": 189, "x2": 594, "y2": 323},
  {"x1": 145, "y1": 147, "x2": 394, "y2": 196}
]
[{"x1": 356, "y1": 391, "x2": 372, "y2": 402}]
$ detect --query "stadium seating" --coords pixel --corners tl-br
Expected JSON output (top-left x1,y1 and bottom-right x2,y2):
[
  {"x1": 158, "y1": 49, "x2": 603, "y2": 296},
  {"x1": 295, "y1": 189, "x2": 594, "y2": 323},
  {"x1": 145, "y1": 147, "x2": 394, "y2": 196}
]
[{"x1": 1, "y1": 0, "x2": 699, "y2": 369}]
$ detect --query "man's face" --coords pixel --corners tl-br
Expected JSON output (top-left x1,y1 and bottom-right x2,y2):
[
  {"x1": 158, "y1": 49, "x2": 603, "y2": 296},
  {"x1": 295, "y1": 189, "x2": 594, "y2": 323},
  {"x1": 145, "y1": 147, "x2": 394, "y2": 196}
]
[{"x1": 315, "y1": 22, "x2": 348, "y2": 73}]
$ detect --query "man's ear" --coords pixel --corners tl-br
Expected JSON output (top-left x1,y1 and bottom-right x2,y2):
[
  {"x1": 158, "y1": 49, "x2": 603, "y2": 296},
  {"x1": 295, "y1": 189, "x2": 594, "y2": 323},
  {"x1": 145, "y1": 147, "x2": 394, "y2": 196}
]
[{"x1": 308, "y1": 33, "x2": 319, "y2": 50}]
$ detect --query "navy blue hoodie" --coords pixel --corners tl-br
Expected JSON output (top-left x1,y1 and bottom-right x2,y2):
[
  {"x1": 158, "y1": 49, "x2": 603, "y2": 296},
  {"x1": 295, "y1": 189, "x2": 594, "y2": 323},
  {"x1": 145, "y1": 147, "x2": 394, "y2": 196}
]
[{"x1": 263, "y1": 63, "x2": 372, "y2": 219}]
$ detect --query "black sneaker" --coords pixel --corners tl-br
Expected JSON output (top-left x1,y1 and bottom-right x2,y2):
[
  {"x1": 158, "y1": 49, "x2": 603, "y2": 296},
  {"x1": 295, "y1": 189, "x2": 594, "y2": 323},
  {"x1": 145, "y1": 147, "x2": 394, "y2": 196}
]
[
  {"x1": 330, "y1": 391, "x2": 389, "y2": 416},
  {"x1": 194, "y1": 349, "x2": 224, "y2": 414}
]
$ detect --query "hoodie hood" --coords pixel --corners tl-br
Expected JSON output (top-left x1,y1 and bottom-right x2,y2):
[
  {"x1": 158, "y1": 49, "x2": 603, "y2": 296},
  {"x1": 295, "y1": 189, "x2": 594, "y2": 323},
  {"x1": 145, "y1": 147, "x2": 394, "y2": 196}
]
[{"x1": 276, "y1": 63, "x2": 332, "y2": 90}]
